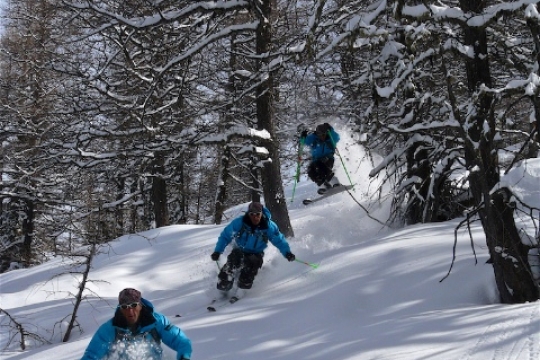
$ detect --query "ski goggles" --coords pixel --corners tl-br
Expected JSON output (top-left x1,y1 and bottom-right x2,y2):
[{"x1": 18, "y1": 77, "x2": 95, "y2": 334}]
[{"x1": 119, "y1": 302, "x2": 140, "y2": 310}]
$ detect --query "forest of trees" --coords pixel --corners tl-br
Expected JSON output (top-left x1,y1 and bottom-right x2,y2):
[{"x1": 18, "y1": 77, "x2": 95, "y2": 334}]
[{"x1": 1, "y1": 0, "x2": 538, "y2": 304}]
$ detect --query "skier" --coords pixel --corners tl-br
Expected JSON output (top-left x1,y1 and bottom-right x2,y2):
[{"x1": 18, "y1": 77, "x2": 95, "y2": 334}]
[
  {"x1": 210, "y1": 201, "x2": 296, "y2": 291},
  {"x1": 81, "y1": 288, "x2": 192, "y2": 360},
  {"x1": 299, "y1": 122, "x2": 341, "y2": 194}
]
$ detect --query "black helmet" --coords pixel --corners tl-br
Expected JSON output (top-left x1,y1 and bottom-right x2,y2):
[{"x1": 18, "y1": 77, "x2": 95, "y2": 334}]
[{"x1": 316, "y1": 123, "x2": 331, "y2": 136}]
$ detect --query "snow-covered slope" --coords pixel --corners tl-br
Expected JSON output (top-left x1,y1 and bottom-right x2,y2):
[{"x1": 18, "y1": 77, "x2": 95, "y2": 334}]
[{"x1": 1, "y1": 138, "x2": 539, "y2": 360}]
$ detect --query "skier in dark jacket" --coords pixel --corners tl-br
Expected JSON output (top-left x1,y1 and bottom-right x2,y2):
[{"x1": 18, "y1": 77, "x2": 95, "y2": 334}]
[
  {"x1": 81, "y1": 288, "x2": 192, "y2": 360},
  {"x1": 210, "y1": 202, "x2": 296, "y2": 291},
  {"x1": 299, "y1": 122, "x2": 341, "y2": 194}
]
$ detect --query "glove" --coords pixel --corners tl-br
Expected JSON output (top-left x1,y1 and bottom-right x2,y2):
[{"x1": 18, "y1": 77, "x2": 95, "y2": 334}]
[
  {"x1": 285, "y1": 252, "x2": 296, "y2": 262},
  {"x1": 211, "y1": 252, "x2": 220, "y2": 261},
  {"x1": 300, "y1": 130, "x2": 308, "y2": 139}
]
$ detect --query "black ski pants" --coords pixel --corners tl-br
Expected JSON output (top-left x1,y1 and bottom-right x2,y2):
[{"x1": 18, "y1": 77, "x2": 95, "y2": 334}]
[
  {"x1": 308, "y1": 156, "x2": 334, "y2": 186},
  {"x1": 220, "y1": 248, "x2": 264, "y2": 289}
]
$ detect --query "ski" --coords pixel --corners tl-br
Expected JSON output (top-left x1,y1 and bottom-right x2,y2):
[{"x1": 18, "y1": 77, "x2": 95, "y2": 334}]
[
  {"x1": 207, "y1": 287, "x2": 247, "y2": 312},
  {"x1": 206, "y1": 299, "x2": 220, "y2": 312},
  {"x1": 303, "y1": 184, "x2": 354, "y2": 205},
  {"x1": 207, "y1": 296, "x2": 241, "y2": 312}
]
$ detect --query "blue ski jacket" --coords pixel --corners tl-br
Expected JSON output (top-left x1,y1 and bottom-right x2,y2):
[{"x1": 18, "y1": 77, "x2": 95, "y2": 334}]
[
  {"x1": 304, "y1": 127, "x2": 340, "y2": 161},
  {"x1": 214, "y1": 206, "x2": 291, "y2": 257},
  {"x1": 81, "y1": 298, "x2": 192, "y2": 360}
]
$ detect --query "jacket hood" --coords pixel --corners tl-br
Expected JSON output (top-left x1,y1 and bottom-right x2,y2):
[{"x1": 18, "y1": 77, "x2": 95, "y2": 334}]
[{"x1": 140, "y1": 297, "x2": 154, "y2": 309}]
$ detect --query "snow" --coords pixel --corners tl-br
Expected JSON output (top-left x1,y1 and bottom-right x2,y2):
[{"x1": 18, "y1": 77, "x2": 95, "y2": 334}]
[{"x1": 1, "y1": 140, "x2": 539, "y2": 360}]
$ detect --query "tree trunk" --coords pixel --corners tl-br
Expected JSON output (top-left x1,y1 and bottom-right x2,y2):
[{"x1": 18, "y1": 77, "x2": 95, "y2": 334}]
[
  {"x1": 254, "y1": 0, "x2": 294, "y2": 237},
  {"x1": 487, "y1": 189, "x2": 539, "y2": 302},
  {"x1": 405, "y1": 144, "x2": 431, "y2": 224},
  {"x1": 526, "y1": 14, "x2": 540, "y2": 153},
  {"x1": 151, "y1": 152, "x2": 169, "y2": 228},
  {"x1": 22, "y1": 199, "x2": 34, "y2": 266},
  {"x1": 214, "y1": 145, "x2": 231, "y2": 225},
  {"x1": 460, "y1": 0, "x2": 539, "y2": 303},
  {"x1": 115, "y1": 177, "x2": 125, "y2": 238}
]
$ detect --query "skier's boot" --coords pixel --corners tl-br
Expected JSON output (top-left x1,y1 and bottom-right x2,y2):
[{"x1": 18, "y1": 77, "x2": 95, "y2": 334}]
[
  {"x1": 217, "y1": 278, "x2": 233, "y2": 291},
  {"x1": 237, "y1": 280, "x2": 253, "y2": 289},
  {"x1": 216, "y1": 266, "x2": 234, "y2": 291},
  {"x1": 327, "y1": 175, "x2": 341, "y2": 188},
  {"x1": 317, "y1": 183, "x2": 329, "y2": 195},
  {"x1": 318, "y1": 173, "x2": 339, "y2": 194}
]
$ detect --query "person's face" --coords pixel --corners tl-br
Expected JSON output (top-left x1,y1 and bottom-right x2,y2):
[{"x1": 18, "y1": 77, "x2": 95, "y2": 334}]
[
  {"x1": 316, "y1": 132, "x2": 326, "y2": 140},
  {"x1": 248, "y1": 211, "x2": 262, "y2": 225},
  {"x1": 119, "y1": 302, "x2": 142, "y2": 326}
]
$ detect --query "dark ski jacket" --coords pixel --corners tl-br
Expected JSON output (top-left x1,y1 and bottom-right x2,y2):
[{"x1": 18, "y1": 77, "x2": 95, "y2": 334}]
[
  {"x1": 304, "y1": 128, "x2": 340, "y2": 161},
  {"x1": 81, "y1": 298, "x2": 192, "y2": 360},
  {"x1": 214, "y1": 206, "x2": 291, "y2": 258}
]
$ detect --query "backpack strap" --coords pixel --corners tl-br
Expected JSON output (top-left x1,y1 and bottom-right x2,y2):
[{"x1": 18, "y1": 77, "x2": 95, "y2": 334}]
[
  {"x1": 149, "y1": 328, "x2": 161, "y2": 344},
  {"x1": 233, "y1": 224, "x2": 246, "y2": 244}
]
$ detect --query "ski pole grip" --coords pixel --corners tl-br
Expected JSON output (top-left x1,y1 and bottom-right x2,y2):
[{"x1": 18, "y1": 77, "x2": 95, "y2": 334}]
[{"x1": 295, "y1": 258, "x2": 319, "y2": 269}]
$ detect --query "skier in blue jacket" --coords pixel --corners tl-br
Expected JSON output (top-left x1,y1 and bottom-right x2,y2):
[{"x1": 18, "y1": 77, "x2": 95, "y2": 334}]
[
  {"x1": 299, "y1": 122, "x2": 341, "y2": 194},
  {"x1": 210, "y1": 202, "x2": 296, "y2": 291},
  {"x1": 81, "y1": 288, "x2": 192, "y2": 360}
]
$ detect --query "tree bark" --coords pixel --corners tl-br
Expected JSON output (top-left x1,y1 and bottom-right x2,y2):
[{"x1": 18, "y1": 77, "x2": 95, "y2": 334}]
[
  {"x1": 214, "y1": 146, "x2": 231, "y2": 225},
  {"x1": 254, "y1": 0, "x2": 294, "y2": 237},
  {"x1": 151, "y1": 152, "x2": 169, "y2": 228},
  {"x1": 460, "y1": 0, "x2": 539, "y2": 303},
  {"x1": 22, "y1": 199, "x2": 34, "y2": 266}
]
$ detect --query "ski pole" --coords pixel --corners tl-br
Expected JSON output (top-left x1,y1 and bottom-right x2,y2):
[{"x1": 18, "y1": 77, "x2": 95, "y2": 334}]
[
  {"x1": 327, "y1": 130, "x2": 354, "y2": 189},
  {"x1": 295, "y1": 258, "x2": 319, "y2": 269},
  {"x1": 290, "y1": 137, "x2": 305, "y2": 202},
  {"x1": 215, "y1": 260, "x2": 221, "y2": 271}
]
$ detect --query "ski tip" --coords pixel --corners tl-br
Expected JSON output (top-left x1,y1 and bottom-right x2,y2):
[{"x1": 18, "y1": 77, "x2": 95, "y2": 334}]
[
  {"x1": 302, "y1": 199, "x2": 312, "y2": 205},
  {"x1": 175, "y1": 314, "x2": 181, "y2": 317},
  {"x1": 207, "y1": 306, "x2": 217, "y2": 312}
]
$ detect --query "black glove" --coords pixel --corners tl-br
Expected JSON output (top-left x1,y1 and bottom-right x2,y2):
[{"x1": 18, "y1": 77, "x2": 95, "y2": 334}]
[
  {"x1": 285, "y1": 252, "x2": 296, "y2": 262},
  {"x1": 300, "y1": 130, "x2": 308, "y2": 139},
  {"x1": 211, "y1": 252, "x2": 220, "y2": 261}
]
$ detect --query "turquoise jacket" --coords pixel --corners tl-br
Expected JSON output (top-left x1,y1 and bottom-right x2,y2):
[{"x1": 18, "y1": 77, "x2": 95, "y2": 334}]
[
  {"x1": 81, "y1": 298, "x2": 191, "y2": 360},
  {"x1": 304, "y1": 128, "x2": 340, "y2": 160},
  {"x1": 214, "y1": 206, "x2": 291, "y2": 257}
]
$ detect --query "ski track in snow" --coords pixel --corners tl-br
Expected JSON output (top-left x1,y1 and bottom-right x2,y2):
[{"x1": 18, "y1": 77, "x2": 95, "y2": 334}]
[
  {"x1": 459, "y1": 303, "x2": 539, "y2": 360},
  {"x1": 525, "y1": 303, "x2": 540, "y2": 360}
]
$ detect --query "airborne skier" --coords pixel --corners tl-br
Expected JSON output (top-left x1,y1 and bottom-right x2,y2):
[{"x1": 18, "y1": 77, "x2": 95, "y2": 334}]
[{"x1": 299, "y1": 122, "x2": 341, "y2": 194}]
